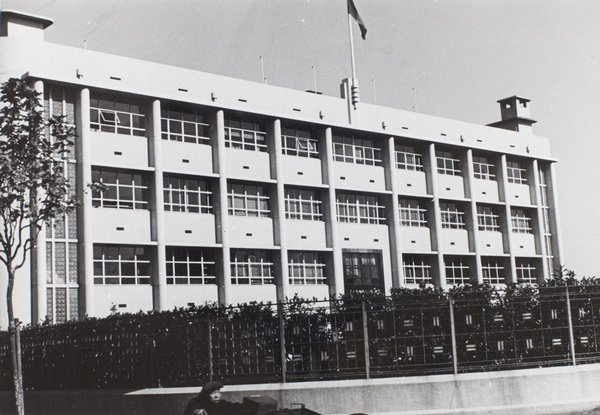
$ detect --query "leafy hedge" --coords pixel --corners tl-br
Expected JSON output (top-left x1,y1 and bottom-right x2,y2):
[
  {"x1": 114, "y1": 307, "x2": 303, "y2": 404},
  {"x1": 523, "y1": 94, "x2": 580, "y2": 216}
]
[{"x1": 2, "y1": 275, "x2": 600, "y2": 390}]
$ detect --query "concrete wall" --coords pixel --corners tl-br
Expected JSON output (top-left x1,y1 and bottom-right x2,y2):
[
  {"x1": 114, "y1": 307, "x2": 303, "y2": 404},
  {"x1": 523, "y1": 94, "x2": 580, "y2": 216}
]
[{"x1": 3, "y1": 364, "x2": 600, "y2": 415}]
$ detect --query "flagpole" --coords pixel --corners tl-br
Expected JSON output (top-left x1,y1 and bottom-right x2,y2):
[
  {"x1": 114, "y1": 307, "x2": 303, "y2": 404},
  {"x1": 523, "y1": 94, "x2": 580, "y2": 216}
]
[{"x1": 348, "y1": 11, "x2": 357, "y2": 82}]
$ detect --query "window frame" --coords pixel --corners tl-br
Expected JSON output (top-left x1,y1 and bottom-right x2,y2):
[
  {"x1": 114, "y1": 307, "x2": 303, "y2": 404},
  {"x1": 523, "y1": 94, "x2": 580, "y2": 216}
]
[
  {"x1": 403, "y1": 255, "x2": 432, "y2": 285},
  {"x1": 164, "y1": 175, "x2": 212, "y2": 214},
  {"x1": 230, "y1": 250, "x2": 274, "y2": 285},
  {"x1": 288, "y1": 252, "x2": 326, "y2": 285},
  {"x1": 284, "y1": 187, "x2": 323, "y2": 221},
  {"x1": 91, "y1": 167, "x2": 149, "y2": 210},
  {"x1": 436, "y1": 149, "x2": 461, "y2": 176},
  {"x1": 90, "y1": 92, "x2": 146, "y2": 136},
  {"x1": 440, "y1": 202, "x2": 466, "y2": 229},
  {"x1": 445, "y1": 256, "x2": 472, "y2": 285},
  {"x1": 165, "y1": 247, "x2": 216, "y2": 285},
  {"x1": 281, "y1": 125, "x2": 319, "y2": 158},
  {"x1": 507, "y1": 160, "x2": 528, "y2": 184},
  {"x1": 516, "y1": 258, "x2": 537, "y2": 284},
  {"x1": 93, "y1": 245, "x2": 151, "y2": 285},
  {"x1": 342, "y1": 251, "x2": 384, "y2": 291},
  {"x1": 399, "y1": 198, "x2": 428, "y2": 227},
  {"x1": 395, "y1": 144, "x2": 424, "y2": 171},
  {"x1": 473, "y1": 155, "x2": 496, "y2": 180},
  {"x1": 224, "y1": 115, "x2": 268, "y2": 152},
  {"x1": 227, "y1": 182, "x2": 270, "y2": 217},
  {"x1": 511, "y1": 208, "x2": 533, "y2": 234},
  {"x1": 336, "y1": 192, "x2": 386, "y2": 224},
  {"x1": 333, "y1": 133, "x2": 383, "y2": 166},
  {"x1": 161, "y1": 103, "x2": 210, "y2": 144},
  {"x1": 482, "y1": 258, "x2": 505, "y2": 285},
  {"x1": 477, "y1": 205, "x2": 500, "y2": 232}
]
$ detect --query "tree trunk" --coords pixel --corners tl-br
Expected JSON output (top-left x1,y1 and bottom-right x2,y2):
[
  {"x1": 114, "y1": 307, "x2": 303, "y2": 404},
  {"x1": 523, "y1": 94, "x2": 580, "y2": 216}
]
[{"x1": 7, "y1": 269, "x2": 25, "y2": 415}]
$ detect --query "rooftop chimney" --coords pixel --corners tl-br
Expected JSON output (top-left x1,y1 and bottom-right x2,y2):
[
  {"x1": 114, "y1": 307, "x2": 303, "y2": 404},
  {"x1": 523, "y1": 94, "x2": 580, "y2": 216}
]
[
  {"x1": 487, "y1": 96, "x2": 537, "y2": 134},
  {"x1": 0, "y1": 10, "x2": 53, "y2": 41}
]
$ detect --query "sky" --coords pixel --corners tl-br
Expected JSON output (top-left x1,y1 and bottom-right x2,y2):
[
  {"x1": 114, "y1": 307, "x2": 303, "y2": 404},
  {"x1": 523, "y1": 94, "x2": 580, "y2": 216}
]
[{"x1": 4, "y1": 0, "x2": 600, "y2": 277}]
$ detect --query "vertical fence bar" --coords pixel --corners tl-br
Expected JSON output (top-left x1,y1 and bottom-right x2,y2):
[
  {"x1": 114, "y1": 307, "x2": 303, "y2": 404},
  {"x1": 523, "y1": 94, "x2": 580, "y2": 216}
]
[
  {"x1": 207, "y1": 315, "x2": 213, "y2": 381},
  {"x1": 565, "y1": 285, "x2": 577, "y2": 366},
  {"x1": 361, "y1": 299, "x2": 370, "y2": 379},
  {"x1": 150, "y1": 330, "x2": 158, "y2": 387},
  {"x1": 278, "y1": 302, "x2": 287, "y2": 383},
  {"x1": 448, "y1": 294, "x2": 458, "y2": 374}
]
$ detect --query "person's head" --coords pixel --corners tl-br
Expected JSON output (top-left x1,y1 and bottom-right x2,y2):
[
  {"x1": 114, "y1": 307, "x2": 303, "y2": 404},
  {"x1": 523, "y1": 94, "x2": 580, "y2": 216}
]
[{"x1": 200, "y1": 381, "x2": 223, "y2": 404}]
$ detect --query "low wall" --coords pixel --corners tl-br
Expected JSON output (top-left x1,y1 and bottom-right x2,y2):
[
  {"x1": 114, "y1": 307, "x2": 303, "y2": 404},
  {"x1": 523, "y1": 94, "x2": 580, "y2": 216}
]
[{"x1": 3, "y1": 364, "x2": 600, "y2": 415}]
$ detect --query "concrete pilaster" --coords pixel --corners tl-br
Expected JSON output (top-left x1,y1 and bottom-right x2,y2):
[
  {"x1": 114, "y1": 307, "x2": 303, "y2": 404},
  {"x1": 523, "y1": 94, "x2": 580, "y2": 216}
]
[
  {"x1": 149, "y1": 99, "x2": 167, "y2": 311},
  {"x1": 271, "y1": 119, "x2": 289, "y2": 301},
  {"x1": 31, "y1": 79, "x2": 46, "y2": 324},
  {"x1": 500, "y1": 155, "x2": 517, "y2": 283},
  {"x1": 214, "y1": 110, "x2": 232, "y2": 305},
  {"x1": 466, "y1": 150, "x2": 483, "y2": 283},
  {"x1": 385, "y1": 136, "x2": 403, "y2": 287},
  {"x1": 323, "y1": 127, "x2": 344, "y2": 296},
  {"x1": 76, "y1": 87, "x2": 94, "y2": 319},
  {"x1": 428, "y1": 143, "x2": 446, "y2": 287}
]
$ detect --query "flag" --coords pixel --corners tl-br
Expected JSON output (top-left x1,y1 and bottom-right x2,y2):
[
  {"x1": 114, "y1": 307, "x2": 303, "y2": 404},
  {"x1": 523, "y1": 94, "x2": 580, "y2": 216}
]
[{"x1": 348, "y1": 0, "x2": 367, "y2": 39}]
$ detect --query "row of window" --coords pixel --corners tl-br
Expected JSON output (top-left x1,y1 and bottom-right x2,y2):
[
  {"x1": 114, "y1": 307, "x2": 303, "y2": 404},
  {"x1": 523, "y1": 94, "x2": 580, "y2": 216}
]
[
  {"x1": 404, "y1": 255, "x2": 538, "y2": 285},
  {"x1": 93, "y1": 244, "x2": 539, "y2": 287},
  {"x1": 93, "y1": 246, "x2": 324, "y2": 286},
  {"x1": 90, "y1": 94, "x2": 531, "y2": 183},
  {"x1": 93, "y1": 171, "x2": 531, "y2": 232},
  {"x1": 91, "y1": 169, "x2": 534, "y2": 233}
]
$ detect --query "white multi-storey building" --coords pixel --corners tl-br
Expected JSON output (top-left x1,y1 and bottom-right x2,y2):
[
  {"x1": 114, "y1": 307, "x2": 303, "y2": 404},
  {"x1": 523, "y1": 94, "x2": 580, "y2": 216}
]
[{"x1": 0, "y1": 10, "x2": 562, "y2": 326}]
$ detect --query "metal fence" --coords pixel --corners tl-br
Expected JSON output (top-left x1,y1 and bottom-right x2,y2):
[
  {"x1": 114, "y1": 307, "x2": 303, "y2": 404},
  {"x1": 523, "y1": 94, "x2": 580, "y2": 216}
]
[{"x1": 2, "y1": 285, "x2": 600, "y2": 390}]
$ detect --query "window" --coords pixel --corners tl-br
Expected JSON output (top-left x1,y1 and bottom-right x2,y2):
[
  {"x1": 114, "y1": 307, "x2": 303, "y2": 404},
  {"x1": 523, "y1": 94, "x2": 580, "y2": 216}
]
[
  {"x1": 333, "y1": 132, "x2": 382, "y2": 166},
  {"x1": 91, "y1": 168, "x2": 149, "y2": 210},
  {"x1": 166, "y1": 247, "x2": 216, "y2": 284},
  {"x1": 473, "y1": 155, "x2": 495, "y2": 180},
  {"x1": 90, "y1": 92, "x2": 145, "y2": 136},
  {"x1": 511, "y1": 208, "x2": 532, "y2": 233},
  {"x1": 403, "y1": 255, "x2": 432, "y2": 285},
  {"x1": 445, "y1": 256, "x2": 471, "y2": 285},
  {"x1": 507, "y1": 160, "x2": 527, "y2": 184},
  {"x1": 224, "y1": 115, "x2": 267, "y2": 152},
  {"x1": 337, "y1": 192, "x2": 386, "y2": 224},
  {"x1": 288, "y1": 252, "x2": 326, "y2": 285},
  {"x1": 343, "y1": 251, "x2": 384, "y2": 291},
  {"x1": 46, "y1": 85, "x2": 77, "y2": 159},
  {"x1": 285, "y1": 187, "x2": 322, "y2": 221},
  {"x1": 436, "y1": 149, "x2": 461, "y2": 176},
  {"x1": 440, "y1": 202, "x2": 465, "y2": 229},
  {"x1": 93, "y1": 245, "x2": 151, "y2": 285},
  {"x1": 482, "y1": 258, "x2": 505, "y2": 285},
  {"x1": 45, "y1": 199, "x2": 78, "y2": 323},
  {"x1": 230, "y1": 250, "x2": 274, "y2": 285},
  {"x1": 161, "y1": 104, "x2": 210, "y2": 144},
  {"x1": 395, "y1": 144, "x2": 423, "y2": 171},
  {"x1": 164, "y1": 175, "x2": 212, "y2": 214},
  {"x1": 227, "y1": 183, "x2": 270, "y2": 217},
  {"x1": 477, "y1": 205, "x2": 500, "y2": 232},
  {"x1": 399, "y1": 198, "x2": 428, "y2": 227},
  {"x1": 516, "y1": 258, "x2": 537, "y2": 284},
  {"x1": 282, "y1": 125, "x2": 319, "y2": 158}
]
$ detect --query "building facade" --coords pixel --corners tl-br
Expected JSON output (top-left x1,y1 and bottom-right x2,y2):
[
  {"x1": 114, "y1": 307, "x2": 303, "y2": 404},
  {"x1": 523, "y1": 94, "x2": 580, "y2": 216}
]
[{"x1": 0, "y1": 11, "x2": 562, "y2": 326}]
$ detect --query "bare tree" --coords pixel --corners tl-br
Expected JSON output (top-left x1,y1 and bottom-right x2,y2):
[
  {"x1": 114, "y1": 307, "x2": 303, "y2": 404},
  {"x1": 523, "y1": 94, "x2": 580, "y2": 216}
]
[{"x1": 0, "y1": 78, "x2": 78, "y2": 415}]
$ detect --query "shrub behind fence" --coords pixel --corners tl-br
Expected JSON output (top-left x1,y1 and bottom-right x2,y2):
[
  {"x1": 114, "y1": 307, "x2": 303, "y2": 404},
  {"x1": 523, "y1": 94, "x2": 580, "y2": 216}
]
[{"x1": 2, "y1": 285, "x2": 600, "y2": 390}]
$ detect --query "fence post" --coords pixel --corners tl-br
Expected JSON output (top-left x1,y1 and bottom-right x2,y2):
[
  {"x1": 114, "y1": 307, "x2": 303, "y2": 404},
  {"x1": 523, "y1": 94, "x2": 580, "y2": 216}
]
[
  {"x1": 150, "y1": 330, "x2": 158, "y2": 387},
  {"x1": 207, "y1": 315, "x2": 213, "y2": 381},
  {"x1": 565, "y1": 285, "x2": 577, "y2": 366},
  {"x1": 278, "y1": 302, "x2": 287, "y2": 383},
  {"x1": 448, "y1": 293, "x2": 458, "y2": 375},
  {"x1": 361, "y1": 298, "x2": 370, "y2": 379}
]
